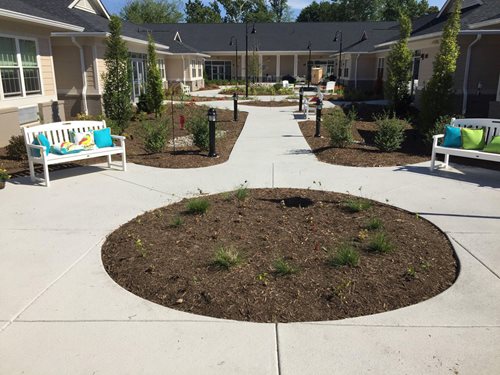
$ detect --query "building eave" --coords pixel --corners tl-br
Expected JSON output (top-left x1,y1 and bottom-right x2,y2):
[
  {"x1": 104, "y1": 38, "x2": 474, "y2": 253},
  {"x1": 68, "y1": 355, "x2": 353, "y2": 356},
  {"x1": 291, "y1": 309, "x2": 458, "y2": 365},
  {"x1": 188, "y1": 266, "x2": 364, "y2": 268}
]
[
  {"x1": 374, "y1": 31, "x2": 443, "y2": 48},
  {"x1": 0, "y1": 8, "x2": 85, "y2": 31},
  {"x1": 469, "y1": 18, "x2": 500, "y2": 29}
]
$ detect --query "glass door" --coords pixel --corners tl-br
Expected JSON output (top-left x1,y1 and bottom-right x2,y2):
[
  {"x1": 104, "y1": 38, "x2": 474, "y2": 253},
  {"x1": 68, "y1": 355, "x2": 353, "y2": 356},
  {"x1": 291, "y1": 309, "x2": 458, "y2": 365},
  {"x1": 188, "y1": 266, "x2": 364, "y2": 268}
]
[
  {"x1": 131, "y1": 58, "x2": 146, "y2": 102},
  {"x1": 212, "y1": 65, "x2": 225, "y2": 80}
]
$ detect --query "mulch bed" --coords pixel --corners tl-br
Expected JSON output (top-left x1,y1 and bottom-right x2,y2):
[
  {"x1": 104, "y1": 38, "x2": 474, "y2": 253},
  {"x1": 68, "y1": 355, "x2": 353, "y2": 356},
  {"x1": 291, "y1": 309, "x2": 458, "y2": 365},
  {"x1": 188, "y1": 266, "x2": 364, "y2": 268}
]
[
  {"x1": 102, "y1": 188, "x2": 458, "y2": 323},
  {"x1": 241, "y1": 100, "x2": 298, "y2": 107},
  {"x1": 0, "y1": 106, "x2": 247, "y2": 174},
  {"x1": 299, "y1": 119, "x2": 429, "y2": 167}
]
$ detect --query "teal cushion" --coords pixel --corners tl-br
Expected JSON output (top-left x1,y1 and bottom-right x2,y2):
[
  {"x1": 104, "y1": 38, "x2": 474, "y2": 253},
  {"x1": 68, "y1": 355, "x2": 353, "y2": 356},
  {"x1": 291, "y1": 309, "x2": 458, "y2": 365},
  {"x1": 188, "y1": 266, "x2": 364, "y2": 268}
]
[
  {"x1": 93, "y1": 128, "x2": 113, "y2": 148},
  {"x1": 442, "y1": 126, "x2": 461, "y2": 148},
  {"x1": 483, "y1": 136, "x2": 500, "y2": 154},
  {"x1": 31, "y1": 133, "x2": 50, "y2": 157}
]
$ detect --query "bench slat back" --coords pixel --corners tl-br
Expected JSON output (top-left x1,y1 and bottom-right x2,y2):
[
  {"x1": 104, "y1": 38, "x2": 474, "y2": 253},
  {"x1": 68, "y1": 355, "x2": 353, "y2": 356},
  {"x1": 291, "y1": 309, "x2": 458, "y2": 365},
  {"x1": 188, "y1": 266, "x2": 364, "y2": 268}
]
[
  {"x1": 451, "y1": 118, "x2": 500, "y2": 144},
  {"x1": 23, "y1": 121, "x2": 107, "y2": 145}
]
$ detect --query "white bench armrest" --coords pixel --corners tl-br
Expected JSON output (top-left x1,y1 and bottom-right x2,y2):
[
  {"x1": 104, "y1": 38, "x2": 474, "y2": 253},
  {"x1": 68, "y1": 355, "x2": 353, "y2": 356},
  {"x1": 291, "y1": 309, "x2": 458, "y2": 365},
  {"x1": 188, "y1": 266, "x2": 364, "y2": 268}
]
[
  {"x1": 26, "y1": 144, "x2": 46, "y2": 150},
  {"x1": 111, "y1": 135, "x2": 126, "y2": 141},
  {"x1": 433, "y1": 134, "x2": 445, "y2": 140},
  {"x1": 432, "y1": 134, "x2": 444, "y2": 148}
]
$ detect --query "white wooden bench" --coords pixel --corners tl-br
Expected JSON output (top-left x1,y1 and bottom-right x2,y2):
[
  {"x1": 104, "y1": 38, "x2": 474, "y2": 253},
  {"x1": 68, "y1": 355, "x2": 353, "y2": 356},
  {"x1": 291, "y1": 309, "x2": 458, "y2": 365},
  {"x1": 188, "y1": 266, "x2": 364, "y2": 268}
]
[
  {"x1": 430, "y1": 117, "x2": 500, "y2": 170},
  {"x1": 23, "y1": 120, "x2": 126, "y2": 187}
]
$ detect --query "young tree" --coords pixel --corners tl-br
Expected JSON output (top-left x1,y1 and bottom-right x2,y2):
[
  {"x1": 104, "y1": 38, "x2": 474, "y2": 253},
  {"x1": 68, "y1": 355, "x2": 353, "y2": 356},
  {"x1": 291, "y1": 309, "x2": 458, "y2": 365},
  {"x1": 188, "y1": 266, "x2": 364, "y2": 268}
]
[
  {"x1": 121, "y1": 0, "x2": 183, "y2": 24},
  {"x1": 385, "y1": 14, "x2": 413, "y2": 115},
  {"x1": 102, "y1": 16, "x2": 132, "y2": 134},
  {"x1": 268, "y1": 0, "x2": 291, "y2": 22},
  {"x1": 380, "y1": 0, "x2": 438, "y2": 21},
  {"x1": 145, "y1": 34, "x2": 164, "y2": 117},
  {"x1": 419, "y1": 0, "x2": 461, "y2": 134},
  {"x1": 185, "y1": 0, "x2": 222, "y2": 23}
]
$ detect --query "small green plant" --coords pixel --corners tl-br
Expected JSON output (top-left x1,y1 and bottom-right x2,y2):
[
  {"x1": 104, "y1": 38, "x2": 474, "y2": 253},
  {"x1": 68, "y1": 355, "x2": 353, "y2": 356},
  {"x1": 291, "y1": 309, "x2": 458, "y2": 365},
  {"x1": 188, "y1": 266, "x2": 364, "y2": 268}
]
[
  {"x1": 272, "y1": 257, "x2": 298, "y2": 276},
  {"x1": 135, "y1": 238, "x2": 147, "y2": 257},
  {"x1": 186, "y1": 198, "x2": 210, "y2": 214},
  {"x1": 212, "y1": 245, "x2": 243, "y2": 270},
  {"x1": 186, "y1": 113, "x2": 209, "y2": 150},
  {"x1": 0, "y1": 168, "x2": 11, "y2": 181},
  {"x1": 6, "y1": 135, "x2": 26, "y2": 160},
  {"x1": 374, "y1": 114, "x2": 407, "y2": 152},
  {"x1": 257, "y1": 272, "x2": 269, "y2": 285},
  {"x1": 366, "y1": 217, "x2": 383, "y2": 230},
  {"x1": 405, "y1": 266, "x2": 417, "y2": 279},
  {"x1": 344, "y1": 198, "x2": 372, "y2": 213},
  {"x1": 143, "y1": 118, "x2": 168, "y2": 154},
  {"x1": 234, "y1": 183, "x2": 249, "y2": 201},
  {"x1": 327, "y1": 243, "x2": 360, "y2": 267},
  {"x1": 324, "y1": 109, "x2": 354, "y2": 148},
  {"x1": 368, "y1": 232, "x2": 394, "y2": 253},
  {"x1": 170, "y1": 215, "x2": 183, "y2": 227}
]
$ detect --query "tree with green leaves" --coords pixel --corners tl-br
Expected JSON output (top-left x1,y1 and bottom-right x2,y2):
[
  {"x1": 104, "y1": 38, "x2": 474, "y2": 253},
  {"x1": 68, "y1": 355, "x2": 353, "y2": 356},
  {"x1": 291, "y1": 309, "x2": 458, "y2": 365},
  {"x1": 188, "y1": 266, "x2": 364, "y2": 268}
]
[
  {"x1": 385, "y1": 14, "x2": 413, "y2": 115},
  {"x1": 185, "y1": 0, "x2": 222, "y2": 23},
  {"x1": 121, "y1": 0, "x2": 183, "y2": 24},
  {"x1": 296, "y1": 1, "x2": 339, "y2": 22},
  {"x1": 419, "y1": 0, "x2": 461, "y2": 134},
  {"x1": 380, "y1": 0, "x2": 439, "y2": 21},
  {"x1": 268, "y1": 0, "x2": 291, "y2": 22},
  {"x1": 102, "y1": 16, "x2": 132, "y2": 134},
  {"x1": 145, "y1": 34, "x2": 164, "y2": 117}
]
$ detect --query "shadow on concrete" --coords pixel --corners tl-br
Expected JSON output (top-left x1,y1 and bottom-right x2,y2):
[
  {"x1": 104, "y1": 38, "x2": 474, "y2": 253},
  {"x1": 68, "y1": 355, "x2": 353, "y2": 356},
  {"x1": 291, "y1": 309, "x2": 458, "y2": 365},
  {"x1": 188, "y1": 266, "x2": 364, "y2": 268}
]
[
  {"x1": 396, "y1": 164, "x2": 500, "y2": 189},
  {"x1": 285, "y1": 149, "x2": 313, "y2": 155},
  {"x1": 11, "y1": 165, "x2": 110, "y2": 187}
]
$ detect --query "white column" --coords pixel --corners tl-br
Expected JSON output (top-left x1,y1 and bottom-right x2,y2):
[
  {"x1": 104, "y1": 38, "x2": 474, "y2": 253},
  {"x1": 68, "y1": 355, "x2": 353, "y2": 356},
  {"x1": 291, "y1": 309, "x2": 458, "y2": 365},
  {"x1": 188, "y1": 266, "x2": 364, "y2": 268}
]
[
  {"x1": 258, "y1": 54, "x2": 263, "y2": 81},
  {"x1": 241, "y1": 54, "x2": 245, "y2": 78},
  {"x1": 276, "y1": 55, "x2": 280, "y2": 80},
  {"x1": 293, "y1": 54, "x2": 298, "y2": 76}
]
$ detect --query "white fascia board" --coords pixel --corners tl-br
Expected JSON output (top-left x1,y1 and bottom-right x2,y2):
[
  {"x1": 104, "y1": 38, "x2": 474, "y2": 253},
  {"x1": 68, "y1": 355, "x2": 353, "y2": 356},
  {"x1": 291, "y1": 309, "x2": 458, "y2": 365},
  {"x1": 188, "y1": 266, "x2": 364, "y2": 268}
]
[
  {"x1": 121, "y1": 35, "x2": 170, "y2": 50},
  {"x1": 172, "y1": 52, "x2": 210, "y2": 58},
  {"x1": 469, "y1": 18, "x2": 500, "y2": 29},
  {"x1": 375, "y1": 31, "x2": 443, "y2": 48},
  {"x1": 460, "y1": 29, "x2": 500, "y2": 35},
  {"x1": 68, "y1": 0, "x2": 110, "y2": 20},
  {"x1": 0, "y1": 8, "x2": 84, "y2": 31}
]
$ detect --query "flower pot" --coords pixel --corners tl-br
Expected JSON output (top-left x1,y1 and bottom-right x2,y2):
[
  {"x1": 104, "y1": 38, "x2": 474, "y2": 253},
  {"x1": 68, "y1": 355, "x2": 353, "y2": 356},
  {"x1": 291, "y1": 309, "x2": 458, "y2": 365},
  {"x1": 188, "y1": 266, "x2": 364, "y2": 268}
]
[{"x1": 0, "y1": 181, "x2": 5, "y2": 189}]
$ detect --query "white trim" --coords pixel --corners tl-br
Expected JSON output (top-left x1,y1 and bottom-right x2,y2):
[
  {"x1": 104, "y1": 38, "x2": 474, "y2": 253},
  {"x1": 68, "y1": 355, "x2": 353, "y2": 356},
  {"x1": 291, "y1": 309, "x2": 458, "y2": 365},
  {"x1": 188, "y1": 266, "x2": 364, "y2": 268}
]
[
  {"x1": 174, "y1": 31, "x2": 182, "y2": 43},
  {"x1": 68, "y1": 0, "x2": 110, "y2": 20},
  {"x1": 496, "y1": 74, "x2": 500, "y2": 102},
  {"x1": 469, "y1": 18, "x2": 500, "y2": 29},
  {"x1": 460, "y1": 30, "x2": 500, "y2": 35},
  {"x1": 354, "y1": 53, "x2": 360, "y2": 89},
  {"x1": 462, "y1": 34, "x2": 482, "y2": 115},
  {"x1": 293, "y1": 54, "x2": 298, "y2": 76},
  {"x1": 437, "y1": 0, "x2": 454, "y2": 18},
  {"x1": 375, "y1": 31, "x2": 443, "y2": 48},
  {"x1": 92, "y1": 44, "x2": 101, "y2": 95},
  {"x1": 47, "y1": 39, "x2": 58, "y2": 101},
  {"x1": 0, "y1": 8, "x2": 84, "y2": 31}
]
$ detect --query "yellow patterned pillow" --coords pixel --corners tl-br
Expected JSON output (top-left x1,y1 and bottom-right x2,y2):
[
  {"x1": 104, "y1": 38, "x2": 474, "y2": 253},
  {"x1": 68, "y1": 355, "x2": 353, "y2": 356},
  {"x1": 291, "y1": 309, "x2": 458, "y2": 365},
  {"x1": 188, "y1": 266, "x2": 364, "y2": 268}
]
[{"x1": 70, "y1": 131, "x2": 95, "y2": 150}]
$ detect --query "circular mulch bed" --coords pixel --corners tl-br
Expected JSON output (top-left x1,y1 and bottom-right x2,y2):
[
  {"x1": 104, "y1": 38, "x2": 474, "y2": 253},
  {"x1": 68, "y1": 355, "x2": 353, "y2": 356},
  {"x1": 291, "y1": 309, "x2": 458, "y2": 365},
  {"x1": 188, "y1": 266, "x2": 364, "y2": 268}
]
[{"x1": 102, "y1": 189, "x2": 458, "y2": 323}]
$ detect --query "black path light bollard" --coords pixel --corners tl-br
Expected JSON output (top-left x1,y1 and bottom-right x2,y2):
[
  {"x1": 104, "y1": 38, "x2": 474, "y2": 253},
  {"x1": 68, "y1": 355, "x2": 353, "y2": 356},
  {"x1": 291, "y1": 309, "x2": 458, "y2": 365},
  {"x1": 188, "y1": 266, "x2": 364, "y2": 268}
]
[
  {"x1": 233, "y1": 92, "x2": 238, "y2": 122},
  {"x1": 314, "y1": 98, "x2": 323, "y2": 138},
  {"x1": 208, "y1": 108, "x2": 218, "y2": 157},
  {"x1": 299, "y1": 87, "x2": 304, "y2": 112}
]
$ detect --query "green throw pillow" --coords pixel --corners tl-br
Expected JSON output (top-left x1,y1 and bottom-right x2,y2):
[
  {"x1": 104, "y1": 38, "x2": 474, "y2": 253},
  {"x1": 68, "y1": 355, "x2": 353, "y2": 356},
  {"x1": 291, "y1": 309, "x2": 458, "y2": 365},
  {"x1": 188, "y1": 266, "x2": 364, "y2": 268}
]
[
  {"x1": 462, "y1": 128, "x2": 485, "y2": 150},
  {"x1": 483, "y1": 136, "x2": 500, "y2": 154}
]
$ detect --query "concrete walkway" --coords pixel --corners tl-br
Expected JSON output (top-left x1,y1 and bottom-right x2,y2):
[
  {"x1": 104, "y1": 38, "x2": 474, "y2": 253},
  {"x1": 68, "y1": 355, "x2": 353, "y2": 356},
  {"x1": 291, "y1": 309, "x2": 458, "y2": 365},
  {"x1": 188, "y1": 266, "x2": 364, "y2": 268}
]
[{"x1": 1, "y1": 103, "x2": 499, "y2": 374}]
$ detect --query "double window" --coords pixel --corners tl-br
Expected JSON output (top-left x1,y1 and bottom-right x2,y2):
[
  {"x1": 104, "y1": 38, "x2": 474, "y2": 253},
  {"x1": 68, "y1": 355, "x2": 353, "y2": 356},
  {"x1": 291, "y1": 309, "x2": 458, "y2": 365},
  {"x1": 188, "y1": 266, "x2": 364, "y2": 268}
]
[
  {"x1": 342, "y1": 59, "x2": 350, "y2": 78},
  {"x1": 0, "y1": 36, "x2": 41, "y2": 98},
  {"x1": 157, "y1": 58, "x2": 166, "y2": 81},
  {"x1": 377, "y1": 58, "x2": 385, "y2": 80}
]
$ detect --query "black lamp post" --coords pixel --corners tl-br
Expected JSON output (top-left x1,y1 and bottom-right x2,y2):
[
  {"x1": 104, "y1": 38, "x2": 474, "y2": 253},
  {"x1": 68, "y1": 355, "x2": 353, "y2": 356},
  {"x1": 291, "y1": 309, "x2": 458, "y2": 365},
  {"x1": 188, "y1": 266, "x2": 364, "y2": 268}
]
[
  {"x1": 229, "y1": 36, "x2": 238, "y2": 85},
  {"x1": 307, "y1": 41, "x2": 312, "y2": 87},
  {"x1": 245, "y1": 22, "x2": 256, "y2": 98},
  {"x1": 208, "y1": 108, "x2": 217, "y2": 157},
  {"x1": 233, "y1": 92, "x2": 238, "y2": 121},
  {"x1": 333, "y1": 31, "x2": 343, "y2": 84},
  {"x1": 314, "y1": 98, "x2": 323, "y2": 137}
]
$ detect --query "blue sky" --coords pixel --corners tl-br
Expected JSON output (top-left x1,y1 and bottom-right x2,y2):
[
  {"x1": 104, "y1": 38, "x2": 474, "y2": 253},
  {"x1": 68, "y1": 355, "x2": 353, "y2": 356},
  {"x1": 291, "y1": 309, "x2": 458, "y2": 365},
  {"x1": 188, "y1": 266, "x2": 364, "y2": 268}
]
[{"x1": 102, "y1": 0, "x2": 447, "y2": 18}]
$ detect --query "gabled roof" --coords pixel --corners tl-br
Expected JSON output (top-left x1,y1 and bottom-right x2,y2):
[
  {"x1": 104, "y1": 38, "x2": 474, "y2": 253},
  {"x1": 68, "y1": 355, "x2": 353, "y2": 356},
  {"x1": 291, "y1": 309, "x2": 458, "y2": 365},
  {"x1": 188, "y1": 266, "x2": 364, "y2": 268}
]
[{"x1": 139, "y1": 26, "x2": 208, "y2": 56}]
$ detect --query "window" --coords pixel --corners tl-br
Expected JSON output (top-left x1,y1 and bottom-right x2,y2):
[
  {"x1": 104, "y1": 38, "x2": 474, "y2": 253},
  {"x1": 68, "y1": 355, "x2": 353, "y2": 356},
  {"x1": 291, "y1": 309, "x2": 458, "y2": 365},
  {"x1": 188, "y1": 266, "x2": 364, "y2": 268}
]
[
  {"x1": 343, "y1": 59, "x2": 350, "y2": 78},
  {"x1": 377, "y1": 58, "x2": 385, "y2": 80},
  {"x1": 157, "y1": 58, "x2": 166, "y2": 81},
  {"x1": 197, "y1": 60, "x2": 202, "y2": 78},
  {"x1": 0, "y1": 36, "x2": 41, "y2": 98},
  {"x1": 204, "y1": 60, "x2": 231, "y2": 80},
  {"x1": 191, "y1": 59, "x2": 197, "y2": 78}
]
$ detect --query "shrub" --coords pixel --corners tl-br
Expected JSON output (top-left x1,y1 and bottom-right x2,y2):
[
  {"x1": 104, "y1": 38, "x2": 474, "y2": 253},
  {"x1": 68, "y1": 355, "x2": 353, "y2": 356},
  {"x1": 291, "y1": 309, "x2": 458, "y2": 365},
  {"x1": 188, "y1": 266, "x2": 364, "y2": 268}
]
[
  {"x1": 366, "y1": 217, "x2": 383, "y2": 230},
  {"x1": 328, "y1": 243, "x2": 360, "y2": 267},
  {"x1": 343, "y1": 197, "x2": 372, "y2": 213},
  {"x1": 143, "y1": 118, "x2": 168, "y2": 154},
  {"x1": 170, "y1": 215, "x2": 183, "y2": 227},
  {"x1": 324, "y1": 109, "x2": 354, "y2": 148},
  {"x1": 273, "y1": 83, "x2": 283, "y2": 91},
  {"x1": 273, "y1": 257, "x2": 298, "y2": 276},
  {"x1": 212, "y1": 246, "x2": 243, "y2": 270},
  {"x1": 235, "y1": 184, "x2": 249, "y2": 201},
  {"x1": 0, "y1": 168, "x2": 11, "y2": 181},
  {"x1": 6, "y1": 135, "x2": 26, "y2": 160},
  {"x1": 374, "y1": 114, "x2": 407, "y2": 152},
  {"x1": 186, "y1": 198, "x2": 210, "y2": 214},
  {"x1": 423, "y1": 115, "x2": 454, "y2": 146},
  {"x1": 368, "y1": 232, "x2": 394, "y2": 253},
  {"x1": 145, "y1": 33, "x2": 164, "y2": 117},
  {"x1": 186, "y1": 113, "x2": 209, "y2": 151}
]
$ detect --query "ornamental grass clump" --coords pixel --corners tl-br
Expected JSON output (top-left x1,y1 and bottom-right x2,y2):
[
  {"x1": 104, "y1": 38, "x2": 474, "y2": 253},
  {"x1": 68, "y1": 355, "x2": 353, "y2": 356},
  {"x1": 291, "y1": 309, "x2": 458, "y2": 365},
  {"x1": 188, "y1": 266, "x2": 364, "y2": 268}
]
[
  {"x1": 186, "y1": 198, "x2": 210, "y2": 214},
  {"x1": 273, "y1": 257, "x2": 298, "y2": 276},
  {"x1": 374, "y1": 114, "x2": 408, "y2": 152},
  {"x1": 365, "y1": 217, "x2": 383, "y2": 231},
  {"x1": 328, "y1": 243, "x2": 360, "y2": 267},
  {"x1": 368, "y1": 232, "x2": 394, "y2": 253},
  {"x1": 343, "y1": 197, "x2": 372, "y2": 213},
  {"x1": 212, "y1": 246, "x2": 243, "y2": 270},
  {"x1": 324, "y1": 109, "x2": 354, "y2": 148}
]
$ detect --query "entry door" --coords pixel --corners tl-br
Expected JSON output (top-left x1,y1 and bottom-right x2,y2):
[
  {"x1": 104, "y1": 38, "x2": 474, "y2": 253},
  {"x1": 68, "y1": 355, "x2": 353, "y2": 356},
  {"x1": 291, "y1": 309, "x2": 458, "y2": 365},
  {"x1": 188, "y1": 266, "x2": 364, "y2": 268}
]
[
  {"x1": 410, "y1": 57, "x2": 421, "y2": 95},
  {"x1": 212, "y1": 65, "x2": 225, "y2": 80},
  {"x1": 131, "y1": 59, "x2": 146, "y2": 102}
]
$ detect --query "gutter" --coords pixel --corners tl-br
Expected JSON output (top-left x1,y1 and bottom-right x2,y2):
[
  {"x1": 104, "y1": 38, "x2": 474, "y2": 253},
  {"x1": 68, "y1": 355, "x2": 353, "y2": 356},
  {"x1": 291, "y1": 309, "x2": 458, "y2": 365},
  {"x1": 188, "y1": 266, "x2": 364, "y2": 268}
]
[
  {"x1": 181, "y1": 56, "x2": 186, "y2": 84},
  {"x1": 0, "y1": 8, "x2": 84, "y2": 31},
  {"x1": 462, "y1": 34, "x2": 482, "y2": 115},
  {"x1": 354, "y1": 53, "x2": 361, "y2": 89},
  {"x1": 71, "y1": 37, "x2": 88, "y2": 115},
  {"x1": 52, "y1": 32, "x2": 171, "y2": 51}
]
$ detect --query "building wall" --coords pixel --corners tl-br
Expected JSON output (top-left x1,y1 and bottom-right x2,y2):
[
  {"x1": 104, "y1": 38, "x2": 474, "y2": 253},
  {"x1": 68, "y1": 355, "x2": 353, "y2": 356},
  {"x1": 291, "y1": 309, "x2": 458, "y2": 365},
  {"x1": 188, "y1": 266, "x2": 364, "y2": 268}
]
[{"x1": 280, "y1": 55, "x2": 294, "y2": 78}]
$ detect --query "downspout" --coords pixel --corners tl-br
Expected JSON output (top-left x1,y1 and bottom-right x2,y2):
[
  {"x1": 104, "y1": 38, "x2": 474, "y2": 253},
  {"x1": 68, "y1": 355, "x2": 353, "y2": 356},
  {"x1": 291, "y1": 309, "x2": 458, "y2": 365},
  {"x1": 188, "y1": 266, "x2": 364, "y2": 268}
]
[
  {"x1": 181, "y1": 56, "x2": 186, "y2": 84},
  {"x1": 462, "y1": 34, "x2": 482, "y2": 115},
  {"x1": 71, "y1": 37, "x2": 88, "y2": 115},
  {"x1": 354, "y1": 53, "x2": 361, "y2": 89}
]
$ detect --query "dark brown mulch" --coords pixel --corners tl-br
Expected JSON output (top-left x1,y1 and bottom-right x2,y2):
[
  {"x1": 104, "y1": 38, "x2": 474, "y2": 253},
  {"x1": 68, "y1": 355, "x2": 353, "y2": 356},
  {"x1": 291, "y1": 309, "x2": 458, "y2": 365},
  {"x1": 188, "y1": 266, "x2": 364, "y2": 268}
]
[
  {"x1": 102, "y1": 188, "x2": 458, "y2": 323},
  {"x1": 0, "y1": 106, "x2": 247, "y2": 174},
  {"x1": 299, "y1": 119, "x2": 429, "y2": 167},
  {"x1": 241, "y1": 100, "x2": 298, "y2": 107},
  {"x1": 126, "y1": 106, "x2": 247, "y2": 169}
]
